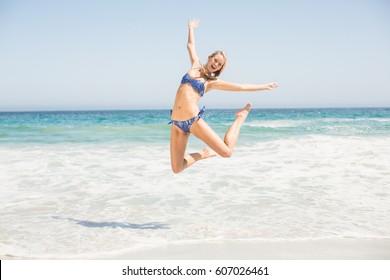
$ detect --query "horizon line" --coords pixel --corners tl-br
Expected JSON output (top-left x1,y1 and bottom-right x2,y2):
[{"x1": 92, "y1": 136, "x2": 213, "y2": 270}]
[{"x1": 0, "y1": 106, "x2": 389, "y2": 113}]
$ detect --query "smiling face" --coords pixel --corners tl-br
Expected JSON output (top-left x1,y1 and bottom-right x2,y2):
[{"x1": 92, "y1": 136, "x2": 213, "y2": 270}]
[{"x1": 205, "y1": 52, "x2": 226, "y2": 74}]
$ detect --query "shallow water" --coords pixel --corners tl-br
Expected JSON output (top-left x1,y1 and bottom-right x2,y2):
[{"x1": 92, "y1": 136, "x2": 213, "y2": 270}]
[{"x1": 0, "y1": 108, "x2": 389, "y2": 258}]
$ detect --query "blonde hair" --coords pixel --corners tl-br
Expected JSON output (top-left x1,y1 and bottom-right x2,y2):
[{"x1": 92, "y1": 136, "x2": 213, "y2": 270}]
[{"x1": 202, "y1": 50, "x2": 227, "y2": 80}]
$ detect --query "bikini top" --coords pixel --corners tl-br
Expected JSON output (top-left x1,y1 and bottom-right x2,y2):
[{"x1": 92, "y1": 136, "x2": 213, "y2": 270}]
[{"x1": 180, "y1": 73, "x2": 207, "y2": 97}]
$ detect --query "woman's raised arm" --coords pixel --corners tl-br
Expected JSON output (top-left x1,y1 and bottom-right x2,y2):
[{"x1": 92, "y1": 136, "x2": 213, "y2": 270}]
[{"x1": 187, "y1": 19, "x2": 202, "y2": 67}]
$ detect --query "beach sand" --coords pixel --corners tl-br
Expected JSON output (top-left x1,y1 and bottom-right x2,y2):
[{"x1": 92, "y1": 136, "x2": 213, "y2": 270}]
[
  {"x1": 94, "y1": 238, "x2": 390, "y2": 260},
  {"x1": 1, "y1": 240, "x2": 390, "y2": 261}
]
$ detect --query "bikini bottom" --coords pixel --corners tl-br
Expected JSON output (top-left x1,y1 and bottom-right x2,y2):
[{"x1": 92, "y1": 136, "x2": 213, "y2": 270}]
[{"x1": 169, "y1": 106, "x2": 205, "y2": 133}]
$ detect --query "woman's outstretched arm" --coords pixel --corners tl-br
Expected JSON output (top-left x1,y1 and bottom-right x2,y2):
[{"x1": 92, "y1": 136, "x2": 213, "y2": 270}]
[
  {"x1": 187, "y1": 18, "x2": 202, "y2": 67},
  {"x1": 208, "y1": 80, "x2": 278, "y2": 92}
]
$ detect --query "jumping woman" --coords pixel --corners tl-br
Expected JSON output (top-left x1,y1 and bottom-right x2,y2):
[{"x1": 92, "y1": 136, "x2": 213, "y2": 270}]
[{"x1": 170, "y1": 18, "x2": 278, "y2": 173}]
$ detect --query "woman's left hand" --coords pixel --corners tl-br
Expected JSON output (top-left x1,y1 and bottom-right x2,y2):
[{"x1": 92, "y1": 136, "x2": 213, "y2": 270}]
[{"x1": 265, "y1": 82, "x2": 278, "y2": 90}]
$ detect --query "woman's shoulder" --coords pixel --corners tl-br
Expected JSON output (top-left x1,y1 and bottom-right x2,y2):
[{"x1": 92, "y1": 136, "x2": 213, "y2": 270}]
[{"x1": 204, "y1": 78, "x2": 222, "y2": 92}]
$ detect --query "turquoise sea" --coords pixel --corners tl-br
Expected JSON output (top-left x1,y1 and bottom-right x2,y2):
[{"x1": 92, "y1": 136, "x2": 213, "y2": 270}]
[
  {"x1": 1, "y1": 107, "x2": 389, "y2": 145},
  {"x1": 1, "y1": 107, "x2": 390, "y2": 258}
]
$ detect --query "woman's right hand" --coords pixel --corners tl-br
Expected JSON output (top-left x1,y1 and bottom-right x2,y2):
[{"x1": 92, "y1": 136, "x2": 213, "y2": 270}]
[{"x1": 188, "y1": 18, "x2": 200, "y2": 30}]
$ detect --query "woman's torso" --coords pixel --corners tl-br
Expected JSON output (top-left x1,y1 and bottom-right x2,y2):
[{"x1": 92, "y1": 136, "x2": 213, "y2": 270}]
[{"x1": 171, "y1": 69, "x2": 209, "y2": 120}]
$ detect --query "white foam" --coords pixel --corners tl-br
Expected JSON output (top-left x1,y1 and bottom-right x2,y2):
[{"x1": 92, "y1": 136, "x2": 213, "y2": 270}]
[
  {"x1": 246, "y1": 120, "x2": 306, "y2": 128},
  {"x1": 1, "y1": 136, "x2": 390, "y2": 258}
]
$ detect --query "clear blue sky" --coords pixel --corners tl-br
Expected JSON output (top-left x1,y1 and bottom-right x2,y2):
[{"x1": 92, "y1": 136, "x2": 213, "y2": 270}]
[{"x1": 0, "y1": 0, "x2": 389, "y2": 111}]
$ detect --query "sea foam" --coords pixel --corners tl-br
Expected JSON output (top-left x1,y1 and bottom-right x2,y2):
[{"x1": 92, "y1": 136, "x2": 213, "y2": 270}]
[{"x1": 1, "y1": 134, "x2": 389, "y2": 258}]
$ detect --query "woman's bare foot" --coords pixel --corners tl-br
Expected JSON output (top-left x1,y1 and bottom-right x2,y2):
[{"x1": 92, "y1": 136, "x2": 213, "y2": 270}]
[
  {"x1": 201, "y1": 147, "x2": 217, "y2": 159},
  {"x1": 235, "y1": 103, "x2": 252, "y2": 120}
]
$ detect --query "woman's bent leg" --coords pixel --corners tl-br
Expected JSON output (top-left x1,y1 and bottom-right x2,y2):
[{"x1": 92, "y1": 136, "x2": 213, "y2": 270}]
[
  {"x1": 224, "y1": 103, "x2": 252, "y2": 150},
  {"x1": 190, "y1": 103, "x2": 251, "y2": 157},
  {"x1": 170, "y1": 125, "x2": 216, "y2": 173}
]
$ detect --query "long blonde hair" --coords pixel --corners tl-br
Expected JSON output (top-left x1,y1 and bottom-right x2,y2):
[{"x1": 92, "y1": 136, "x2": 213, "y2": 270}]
[{"x1": 202, "y1": 50, "x2": 227, "y2": 80}]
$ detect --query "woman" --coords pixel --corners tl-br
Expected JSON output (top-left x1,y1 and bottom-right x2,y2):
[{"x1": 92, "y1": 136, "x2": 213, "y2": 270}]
[{"x1": 170, "y1": 19, "x2": 278, "y2": 173}]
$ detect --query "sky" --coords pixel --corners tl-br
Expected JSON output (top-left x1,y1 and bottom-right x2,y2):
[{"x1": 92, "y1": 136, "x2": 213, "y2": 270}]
[{"x1": 0, "y1": 0, "x2": 389, "y2": 111}]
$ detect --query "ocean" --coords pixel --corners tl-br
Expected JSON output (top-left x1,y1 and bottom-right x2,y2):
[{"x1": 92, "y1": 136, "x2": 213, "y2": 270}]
[{"x1": 1, "y1": 107, "x2": 389, "y2": 258}]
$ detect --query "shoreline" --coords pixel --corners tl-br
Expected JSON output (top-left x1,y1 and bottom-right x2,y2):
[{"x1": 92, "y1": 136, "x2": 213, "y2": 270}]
[{"x1": 2, "y1": 238, "x2": 390, "y2": 260}]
